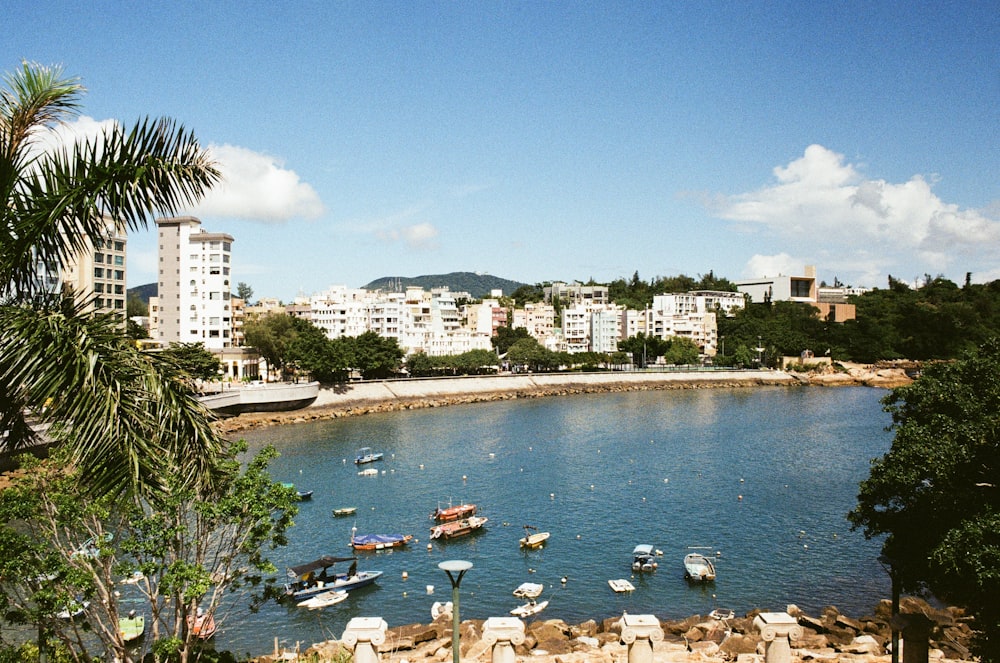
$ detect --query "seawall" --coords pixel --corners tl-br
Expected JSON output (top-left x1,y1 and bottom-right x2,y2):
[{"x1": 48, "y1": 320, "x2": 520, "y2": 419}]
[{"x1": 215, "y1": 370, "x2": 797, "y2": 435}]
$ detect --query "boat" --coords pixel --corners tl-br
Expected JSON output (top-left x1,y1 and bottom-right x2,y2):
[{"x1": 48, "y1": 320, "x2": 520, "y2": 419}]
[
  {"x1": 710, "y1": 608, "x2": 735, "y2": 620},
  {"x1": 357, "y1": 468, "x2": 379, "y2": 477},
  {"x1": 281, "y1": 482, "x2": 313, "y2": 500},
  {"x1": 333, "y1": 507, "x2": 358, "y2": 517},
  {"x1": 431, "y1": 501, "x2": 477, "y2": 522},
  {"x1": 510, "y1": 599, "x2": 548, "y2": 617},
  {"x1": 431, "y1": 601, "x2": 453, "y2": 620},
  {"x1": 512, "y1": 582, "x2": 544, "y2": 599},
  {"x1": 430, "y1": 516, "x2": 488, "y2": 540},
  {"x1": 188, "y1": 609, "x2": 217, "y2": 640},
  {"x1": 296, "y1": 589, "x2": 348, "y2": 610},
  {"x1": 632, "y1": 544, "x2": 658, "y2": 572},
  {"x1": 354, "y1": 447, "x2": 384, "y2": 465},
  {"x1": 283, "y1": 556, "x2": 382, "y2": 601},
  {"x1": 118, "y1": 611, "x2": 145, "y2": 642},
  {"x1": 519, "y1": 525, "x2": 550, "y2": 549},
  {"x1": 56, "y1": 600, "x2": 89, "y2": 619},
  {"x1": 608, "y1": 579, "x2": 636, "y2": 593},
  {"x1": 683, "y1": 552, "x2": 717, "y2": 581},
  {"x1": 350, "y1": 533, "x2": 414, "y2": 551}
]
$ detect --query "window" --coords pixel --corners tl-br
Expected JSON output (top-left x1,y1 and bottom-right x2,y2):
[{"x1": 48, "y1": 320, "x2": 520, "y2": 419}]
[
  {"x1": 94, "y1": 267, "x2": 104, "y2": 278},
  {"x1": 114, "y1": 241, "x2": 124, "y2": 251},
  {"x1": 790, "y1": 279, "x2": 812, "y2": 298},
  {"x1": 94, "y1": 253, "x2": 105, "y2": 263},
  {"x1": 114, "y1": 270, "x2": 124, "y2": 280},
  {"x1": 223, "y1": 242, "x2": 231, "y2": 251},
  {"x1": 114, "y1": 256, "x2": 124, "y2": 266},
  {"x1": 114, "y1": 285, "x2": 124, "y2": 294},
  {"x1": 114, "y1": 299, "x2": 124, "y2": 309},
  {"x1": 94, "y1": 283, "x2": 104, "y2": 293}
]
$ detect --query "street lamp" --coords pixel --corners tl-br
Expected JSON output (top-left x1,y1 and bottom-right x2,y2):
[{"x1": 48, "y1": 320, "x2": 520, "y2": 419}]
[{"x1": 439, "y1": 559, "x2": 472, "y2": 663}]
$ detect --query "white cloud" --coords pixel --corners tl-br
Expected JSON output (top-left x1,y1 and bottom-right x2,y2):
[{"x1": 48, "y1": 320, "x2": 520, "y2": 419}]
[
  {"x1": 744, "y1": 253, "x2": 804, "y2": 279},
  {"x1": 191, "y1": 144, "x2": 324, "y2": 222},
  {"x1": 715, "y1": 145, "x2": 1000, "y2": 286},
  {"x1": 376, "y1": 222, "x2": 439, "y2": 249}
]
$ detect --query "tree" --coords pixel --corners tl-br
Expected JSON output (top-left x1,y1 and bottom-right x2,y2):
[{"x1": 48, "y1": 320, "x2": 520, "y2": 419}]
[
  {"x1": 0, "y1": 443, "x2": 295, "y2": 663},
  {"x1": 492, "y1": 325, "x2": 531, "y2": 355},
  {"x1": 849, "y1": 339, "x2": 1000, "y2": 662},
  {"x1": 0, "y1": 61, "x2": 222, "y2": 498},
  {"x1": 159, "y1": 342, "x2": 222, "y2": 384},
  {"x1": 243, "y1": 312, "x2": 298, "y2": 379},
  {"x1": 352, "y1": 331, "x2": 404, "y2": 379},
  {"x1": 236, "y1": 281, "x2": 254, "y2": 304}
]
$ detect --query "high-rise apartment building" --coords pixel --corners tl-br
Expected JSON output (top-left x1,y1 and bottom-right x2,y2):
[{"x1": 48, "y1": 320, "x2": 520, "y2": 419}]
[
  {"x1": 155, "y1": 216, "x2": 234, "y2": 349},
  {"x1": 38, "y1": 215, "x2": 128, "y2": 315}
]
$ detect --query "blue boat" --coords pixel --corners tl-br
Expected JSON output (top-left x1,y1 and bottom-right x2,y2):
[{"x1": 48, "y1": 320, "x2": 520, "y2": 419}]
[
  {"x1": 354, "y1": 447, "x2": 384, "y2": 465},
  {"x1": 283, "y1": 556, "x2": 382, "y2": 601}
]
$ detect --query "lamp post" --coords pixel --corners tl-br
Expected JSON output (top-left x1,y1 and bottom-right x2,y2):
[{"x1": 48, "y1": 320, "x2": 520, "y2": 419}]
[{"x1": 439, "y1": 560, "x2": 472, "y2": 663}]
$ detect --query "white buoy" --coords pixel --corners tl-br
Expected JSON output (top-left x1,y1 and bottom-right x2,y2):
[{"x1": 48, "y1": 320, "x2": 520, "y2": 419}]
[
  {"x1": 427, "y1": 543, "x2": 432, "y2": 551},
  {"x1": 462, "y1": 475, "x2": 467, "y2": 481},
  {"x1": 590, "y1": 485, "x2": 594, "y2": 490},
  {"x1": 427, "y1": 585, "x2": 434, "y2": 594},
  {"x1": 550, "y1": 493, "x2": 555, "y2": 500},
  {"x1": 419, "y1": 464, "x2": 424, "y2": 469},
  {"x1": 402, "y1": 571, "x2": 408, "y2": 579},
  {"x1": 489, "y1": 453, "x2": 495, "y2": 458},
  {"x1": 561, "y1": 576, "x2": 568, "y2": 584}
]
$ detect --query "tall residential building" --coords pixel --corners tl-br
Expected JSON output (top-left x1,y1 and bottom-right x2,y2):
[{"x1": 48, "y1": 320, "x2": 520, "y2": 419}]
[
  {"x1": 155, "y1": 216, "x2": 235, "y2": 349},
  {"x1": 39, "y1": 215, "x2": 128, "y2": 315}
]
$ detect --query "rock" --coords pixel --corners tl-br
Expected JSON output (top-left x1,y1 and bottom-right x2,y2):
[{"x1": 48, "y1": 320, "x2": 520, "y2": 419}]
[
  {"x1": 689, "y1": 639, "x2": 720, "y2": 656},
  {"x1": 798, "y1": 614, "x2": 828, "y2": 633},
  {"x1": 835, "y1": 614, "x2": 864, "y2": 633},
  {"x1": 843, "y1": 634, "x2": 885, "y2": 656},
  {"x1": 569, "y1": 619, "x2": 598, "y2": 638},
  {"x1": 684, "y1": 625, "x2": 706, "y2": 643},
  {"x1": 719, "y1": 633, "x2": 760, "y2": 657}
]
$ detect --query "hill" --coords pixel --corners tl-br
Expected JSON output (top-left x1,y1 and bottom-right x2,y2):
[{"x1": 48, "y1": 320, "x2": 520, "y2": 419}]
[
  {"x1": 127, "y1": 283, "x2": 157, "y2": 305},
  {"x1": 362, "y1": 272, "x2": 529, "y2": 299}
]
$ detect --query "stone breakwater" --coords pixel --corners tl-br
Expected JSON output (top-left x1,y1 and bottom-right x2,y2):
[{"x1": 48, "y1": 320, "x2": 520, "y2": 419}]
[
  {"x1": 256, "y1": 597, "x2": 972, "y2": 663},
  {"x1": 215, "y1": 367, "x2": 911, "y2": 436}
]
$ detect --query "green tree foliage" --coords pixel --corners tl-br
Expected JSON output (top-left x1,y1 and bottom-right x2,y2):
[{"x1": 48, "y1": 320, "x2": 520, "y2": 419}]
[
  {"x1": 608, "y1": 271, "x2": 737, "y2": 310},
  {"x1": 849, "y1": 339, "x2": 1000, "y2": 661},
  {"x1": 236, "y1": 282, "x2": 254, "y2": 303},
  {"x1": 492, "y1": 325, "x2": 532, "y2": 355},
  {"x1": 352, "y1": 331, "x2": 404, "y2": 379},
  {"x1": 0, "y1": 443, "x2": 295, "y2": 663},
  {"x1": 405, "y1": 349, "x2": 500, "y2": 376},
  {"x1": 506, "y1": 337, "x2": 556, "y2": 372},
  {"x1": 159, "y1": 342, "x2": 222, "y2": 384},
  {"x1": 127, "y1": 294, "x2": 148, "y2": 317},
  {"x1": 510, "y1": 284, "x2": 545, "y2": 304},
  {"x1": 244, "y1": 313, "x2": 298, "y2": 378},
  {"x1": 0, "y1": 61, "x2": 222, "y2": 499}
]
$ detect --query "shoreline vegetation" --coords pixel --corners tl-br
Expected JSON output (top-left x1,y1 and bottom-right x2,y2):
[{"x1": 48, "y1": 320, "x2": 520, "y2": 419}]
[{"x1": 216, "y1": 364, "x2": 913, "y2": 436}]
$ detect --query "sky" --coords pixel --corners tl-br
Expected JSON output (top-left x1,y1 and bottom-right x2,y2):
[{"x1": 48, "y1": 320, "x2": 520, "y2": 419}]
[{"x1": 5, "y1": 1, "x2": 999, "y2": 301}]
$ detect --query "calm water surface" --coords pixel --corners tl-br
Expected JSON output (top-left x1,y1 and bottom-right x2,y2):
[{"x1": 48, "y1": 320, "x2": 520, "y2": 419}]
[{"x1": 220, "y1": 386, "x2": 891, "y2": 655}]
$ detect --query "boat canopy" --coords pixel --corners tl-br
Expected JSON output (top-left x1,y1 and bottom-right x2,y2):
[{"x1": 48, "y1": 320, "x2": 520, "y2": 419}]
[
  {"x1": 287, "y1": 556, "x2": 356, "y2": 578},
  {"x1": 352, "y1": 534, "x2": 407, "y2": 546},
  {"x1": 633, "y1": 544, "x2": 654, "y2": 555}
]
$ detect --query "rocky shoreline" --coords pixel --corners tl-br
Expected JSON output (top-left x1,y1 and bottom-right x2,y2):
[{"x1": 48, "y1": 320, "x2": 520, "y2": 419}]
[
  {"x1": 256, "y1": 597, "x2": 972, "y2": 663},
  {"x1": 215, "y1": 365, "x2": 912, "y2": 436}
]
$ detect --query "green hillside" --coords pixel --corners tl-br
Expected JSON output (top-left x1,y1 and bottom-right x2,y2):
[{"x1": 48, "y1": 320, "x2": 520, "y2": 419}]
[{"x1": 363, "y1": 272, "x2": 529, "y2": 299}]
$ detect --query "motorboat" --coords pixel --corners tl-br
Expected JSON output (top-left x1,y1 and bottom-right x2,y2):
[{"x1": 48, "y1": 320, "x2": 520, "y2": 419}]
[
  {"x1": 632, "y1": 544, "x2": 658, "y2": 572},
  {"x1": 354, "y1": 447, "x2": 384, "y2": 465},
  {"x1": 431, "y1": 601, "x2": 453, "y2": 620},
  {"x1": 188, "y1": 608, "x2": 216, "y2": 640},
  {"x1": 333, "y1": 507, "x2": 358, "y2": 517},
  {"x1": 512, "y1": 582, "x2": 544, "y2": 599},
  {"x1": 431, "y1": 501, "x2": 477, "y2": 522},
  {"x1": 510, "y1": 599, "x2": 548, "y2": 617},
  {"x1": 56, "y1": 600, "x2": 89, "y2": 619},
  {"x1": 430, "y1": 516, "x2": 488, "y2": 540},
  {"x1": 297, "y1": 589, "x2": 348, "y2": 609},
  {"x1": 350, "y1": 533, "x2": 414, "y2": 551},
  {"x1": 608, "y1": 579, "x2": 636, "y2": 593},
  {"x1": 358, "y1": 468, "x2": 379, "y2": 476},
  {"x1": 519, "y1": 525, "x2": 550, "y2": 549},
  {"x1": 283, "y1": 556, "x2": 382, "y2": 601},
  {"x1": 118, "y1": 611, "x2": 145, "y2": 642},
  {"x1": 683, "y1": 552, "x2": 717, "y2": 581}
]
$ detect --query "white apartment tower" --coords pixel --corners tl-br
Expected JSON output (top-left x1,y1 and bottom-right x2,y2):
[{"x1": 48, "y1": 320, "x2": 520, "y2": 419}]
[
  {"x1": 37, "y1": 215, "x2": 128, "y2": 315},
  {"x1": 156, "y1": 216, "x2": 235, "y2": 349}
]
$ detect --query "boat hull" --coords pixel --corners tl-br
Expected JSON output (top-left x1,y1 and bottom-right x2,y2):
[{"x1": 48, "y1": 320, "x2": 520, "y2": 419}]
[{"x1": 285, "y1": 571, "x2": 383, "y2": 601}]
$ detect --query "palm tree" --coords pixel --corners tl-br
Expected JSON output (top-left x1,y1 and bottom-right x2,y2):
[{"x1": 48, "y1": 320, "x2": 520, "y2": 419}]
[{"x1": 0, "y1": 61, "x2": 224, "y2": 499}]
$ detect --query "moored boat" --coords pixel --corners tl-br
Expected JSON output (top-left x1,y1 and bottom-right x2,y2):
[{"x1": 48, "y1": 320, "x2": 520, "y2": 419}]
[
  {"x1": 512, "y1": 582, "x2": 544, "y2": 599},
  {"x1": 350, "y1": 532, "x2": 414, "y2": 551},
  {"x1": 431, "y1": 501, "x2": 477, "y2": 522},
  {"x1": 333, "y1": 506, "x2": 358, "y2": 517},
  {"x1": 510, "y1": 599, "x2": 548, "y2": 617},
  {"x1": 683, "y1": 551, "x2": 717, "y2": 581},
  {"x1": 608, "y1": 578, "x2": 636, "y2": 593},
  {"x1": 632, "y1": 544, "x2": 658, "y2": 572},
  {"x1": 430, "y1": 516, "x2": 488, "y2": 540},
  {"x1": 431, "y1": 600, "x2": 453, "y2": 620},
  {"x1": 118, "y1": 611, "x2": 145, "y2": 642},
  {"x1": 519, "y1": 525, "x2": 550, "y2": 549},
  {"x1": 354, "y1": 447, "x2": 384, "y2": 465},
  {"x1": 283, "y1": 556, "x2": 382, "y2": 601},
  {"x1": 297, "y1": 589, "x2": 348, "y2": 609},
  {"x1": 188, "y1": 609, "x2": 217, "y2": 640}
]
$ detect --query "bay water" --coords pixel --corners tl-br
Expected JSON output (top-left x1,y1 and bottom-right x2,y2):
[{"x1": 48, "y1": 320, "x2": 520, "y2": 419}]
[{"x1": 223, "y1": 385, "x2": 892, "y2": 656}]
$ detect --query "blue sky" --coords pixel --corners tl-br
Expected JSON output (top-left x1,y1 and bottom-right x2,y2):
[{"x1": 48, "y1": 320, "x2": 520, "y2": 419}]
[{"x1": 5, "y1": 2, "x2": 998, "y2": 300}]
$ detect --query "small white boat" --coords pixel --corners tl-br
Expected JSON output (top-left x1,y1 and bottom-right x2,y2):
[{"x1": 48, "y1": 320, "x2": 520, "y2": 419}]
[
  {"x1": 684, "y1": 552, "x2": 717, "y2": 581},
  {"x1": 358, "y1": 468, "x2": 379, "y2": 477},
  {"x1": 608, "y1": 578, "x2": 636, "y2": 593},
  {"x1": 512, "y1": 582, "x2": 544, "y2": 599},
  {"x1": 297, "y1": 589, "x2": 348, "y2": 610},
  {"x1": 431, "y1": 600, "x2": 453, "y2": 620},
  {"x1": 510, "y1": 599, "x2": 548, "y2": 617},
  {"x1": 355, "y1": 447, "x2": 384, "y2": 465},
  {"x1": 57, "y1": 600, "x2": 89, "y2": 619},
  {"x1": 710, "y1": 608, "x2": 735, "y2": 620},
  {"x1": 519, "y1": 525, "x2": 550, "y2": 549},
  {"x1": 632, "y1": 544, "x2": 658, "y2": 572}
]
